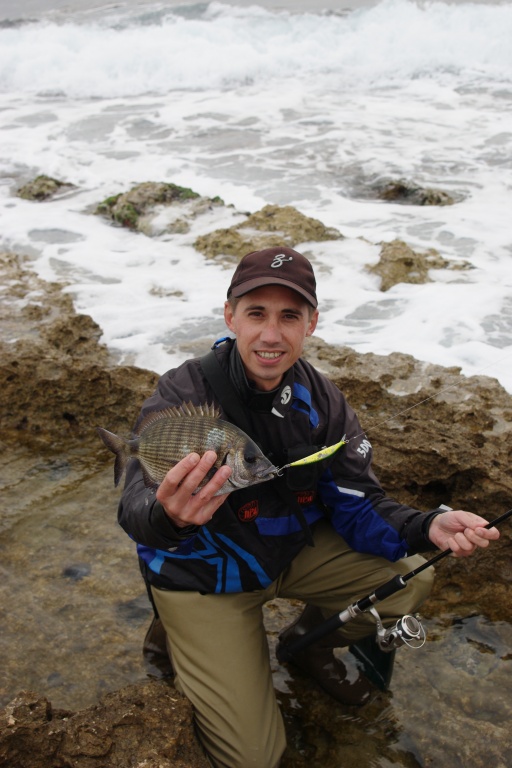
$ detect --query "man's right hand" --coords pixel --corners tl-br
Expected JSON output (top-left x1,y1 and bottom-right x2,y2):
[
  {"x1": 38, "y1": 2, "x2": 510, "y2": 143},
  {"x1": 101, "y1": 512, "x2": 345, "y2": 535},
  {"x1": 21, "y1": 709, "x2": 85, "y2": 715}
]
[{"x1": 156, "y1": 451, "x2": 232, "y2": 528}]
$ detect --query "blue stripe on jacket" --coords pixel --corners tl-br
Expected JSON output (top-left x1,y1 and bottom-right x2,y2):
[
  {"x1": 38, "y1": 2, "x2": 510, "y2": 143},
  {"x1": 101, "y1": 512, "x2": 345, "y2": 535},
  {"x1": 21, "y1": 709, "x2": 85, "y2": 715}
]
[
  {"x1": 318, "y1": 471, "x2": 408, "y2": 562},
  {"x1": 137, "y1": 527, "x2": 273, "y2": 593},
  {"x1": 291, "y1": 382, "x2": 320, "y2": 428},
  {"x1": 255, "y1": 506, "x2": 323, "y2": 536}
]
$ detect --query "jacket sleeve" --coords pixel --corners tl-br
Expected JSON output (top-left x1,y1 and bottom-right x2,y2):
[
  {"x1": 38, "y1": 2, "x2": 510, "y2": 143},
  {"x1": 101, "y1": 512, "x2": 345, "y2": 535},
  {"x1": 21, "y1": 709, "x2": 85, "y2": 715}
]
[
  {"x1": 316, "y1": 381, "x2": 441, "y2": 559},
  {"x1": 118, "y1": 459, "x2": 199, "y2": 550}
]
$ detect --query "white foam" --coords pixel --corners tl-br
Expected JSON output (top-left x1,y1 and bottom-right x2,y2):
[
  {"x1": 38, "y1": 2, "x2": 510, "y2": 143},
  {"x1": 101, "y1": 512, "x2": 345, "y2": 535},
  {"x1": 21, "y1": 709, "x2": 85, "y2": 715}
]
[
  {"x1": 1, "y1": 0, "x2": 511, "y2": 97},
  {"x1": 0, "y1": 0, "x2": 511, "y2": 392}
]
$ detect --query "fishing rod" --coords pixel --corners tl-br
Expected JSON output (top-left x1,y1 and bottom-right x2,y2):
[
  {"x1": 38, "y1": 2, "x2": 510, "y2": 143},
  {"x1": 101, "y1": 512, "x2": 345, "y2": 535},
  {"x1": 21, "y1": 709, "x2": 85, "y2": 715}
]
[{"x1": 276, "y1": 507, "x2": 512, "y2": 663}]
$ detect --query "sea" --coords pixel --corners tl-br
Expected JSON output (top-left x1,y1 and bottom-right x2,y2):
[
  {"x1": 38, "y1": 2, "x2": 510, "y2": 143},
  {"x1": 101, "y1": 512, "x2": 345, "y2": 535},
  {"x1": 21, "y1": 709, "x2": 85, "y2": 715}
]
[{"x1": 1, "y1": 0, "x2": 512, "y2": 393}]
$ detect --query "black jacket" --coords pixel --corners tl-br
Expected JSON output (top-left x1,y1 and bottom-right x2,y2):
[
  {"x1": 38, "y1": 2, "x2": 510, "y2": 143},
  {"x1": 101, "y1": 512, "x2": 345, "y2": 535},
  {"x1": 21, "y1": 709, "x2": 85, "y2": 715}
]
[{"x1": 118, "y1": 339, "x2": 440, "y2": 593}]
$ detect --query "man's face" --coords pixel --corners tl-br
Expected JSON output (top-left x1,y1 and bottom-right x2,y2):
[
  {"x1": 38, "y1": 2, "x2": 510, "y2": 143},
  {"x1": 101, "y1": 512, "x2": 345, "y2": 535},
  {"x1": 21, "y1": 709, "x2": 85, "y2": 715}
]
[{"x1": 224, "y1": 285, "x2": 319, "y2": 392}]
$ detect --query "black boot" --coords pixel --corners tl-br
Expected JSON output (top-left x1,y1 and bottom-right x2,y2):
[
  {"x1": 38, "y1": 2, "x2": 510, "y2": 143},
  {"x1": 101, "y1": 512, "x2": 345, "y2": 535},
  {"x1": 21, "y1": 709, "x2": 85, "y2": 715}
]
[
  {"x1": 276, "y1": 605, "x2": 373, "y2": 706},
  {"x1": 349, "y1": 635, "x2": 396, "y2": 692}
]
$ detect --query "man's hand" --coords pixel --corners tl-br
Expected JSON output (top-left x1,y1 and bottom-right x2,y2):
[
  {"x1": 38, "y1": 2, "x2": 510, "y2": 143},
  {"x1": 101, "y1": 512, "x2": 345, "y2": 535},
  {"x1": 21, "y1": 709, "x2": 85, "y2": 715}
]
[
  {"x1": 156, "y1": 451, "x2": 232, "y2": 528},
  {"x1": 428, "y1": 509, "x2": 499, "y2": 557}
]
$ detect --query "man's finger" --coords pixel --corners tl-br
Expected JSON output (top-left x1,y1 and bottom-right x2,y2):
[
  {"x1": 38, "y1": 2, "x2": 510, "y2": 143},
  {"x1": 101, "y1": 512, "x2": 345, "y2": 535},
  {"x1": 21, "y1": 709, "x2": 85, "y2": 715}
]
[
  {"x1": 193, "y1": 468, "x2": 232, "y2": 505},
  {"x1": 173, "y1": 451, "x2": 219, "y2": 497},
  {"x1": 163, "y1": 451, "x2": 219, "y2": 497}
]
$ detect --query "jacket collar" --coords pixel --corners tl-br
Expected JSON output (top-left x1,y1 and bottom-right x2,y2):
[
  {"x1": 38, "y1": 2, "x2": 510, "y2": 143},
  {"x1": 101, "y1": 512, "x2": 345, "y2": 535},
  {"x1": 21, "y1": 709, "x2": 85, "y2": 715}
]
[{"x1": 228, "y1": 341, "x2": 295, "y2": 418}]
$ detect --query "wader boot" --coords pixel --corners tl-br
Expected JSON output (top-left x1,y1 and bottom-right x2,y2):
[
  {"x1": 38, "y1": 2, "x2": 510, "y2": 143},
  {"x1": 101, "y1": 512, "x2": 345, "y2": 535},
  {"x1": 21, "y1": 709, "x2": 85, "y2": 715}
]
[
  {"x1": 276, "y1": 605, "x2": 374, "y2": 705},
  {"x1": 349, "y1": 634, "x2": 396, "y2": 692},
  {"x1": 142, "y1": 615, "x2": 174, "y2": 678}
]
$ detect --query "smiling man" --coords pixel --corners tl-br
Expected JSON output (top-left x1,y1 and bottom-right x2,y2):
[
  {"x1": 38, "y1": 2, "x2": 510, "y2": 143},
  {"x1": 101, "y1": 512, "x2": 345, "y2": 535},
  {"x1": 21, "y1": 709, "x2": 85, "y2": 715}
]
[
  {"x1": 224, "y1": 285, "x2": 318, "y2": 391},
  {"x1": 118, "y1": 246, "x2": 499, "y2": 768}
]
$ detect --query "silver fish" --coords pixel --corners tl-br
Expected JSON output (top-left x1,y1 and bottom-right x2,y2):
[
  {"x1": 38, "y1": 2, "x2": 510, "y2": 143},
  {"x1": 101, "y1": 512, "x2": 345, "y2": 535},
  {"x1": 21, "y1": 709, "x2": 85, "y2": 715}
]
[{"x1": 97, "y1": 401, "x2": 277, "y2": 495}]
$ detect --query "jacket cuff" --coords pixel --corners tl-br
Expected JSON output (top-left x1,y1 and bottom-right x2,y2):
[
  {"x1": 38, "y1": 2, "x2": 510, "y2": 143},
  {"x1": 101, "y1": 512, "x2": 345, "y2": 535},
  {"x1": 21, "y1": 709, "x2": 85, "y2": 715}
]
[
  {"x1": 403, "y1": 510, "x2": 443, "y2": 553},
  {"x1": 150, "y1": 501, "x2": 199, "y2": 544}
]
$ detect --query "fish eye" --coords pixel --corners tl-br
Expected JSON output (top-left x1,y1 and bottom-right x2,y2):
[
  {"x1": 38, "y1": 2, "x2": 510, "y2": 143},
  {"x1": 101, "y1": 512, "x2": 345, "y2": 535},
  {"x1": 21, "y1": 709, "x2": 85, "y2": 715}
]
[{"x1": 244, "y1": 451, "x2": 258, "y2": 464}]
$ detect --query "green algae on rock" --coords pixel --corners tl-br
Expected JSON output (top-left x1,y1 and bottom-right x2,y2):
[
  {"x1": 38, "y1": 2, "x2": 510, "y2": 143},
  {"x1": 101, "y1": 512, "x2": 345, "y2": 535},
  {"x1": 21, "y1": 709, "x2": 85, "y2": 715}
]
[{"x1": 94, "y1": 181, "x2": 223, "y2": 233}]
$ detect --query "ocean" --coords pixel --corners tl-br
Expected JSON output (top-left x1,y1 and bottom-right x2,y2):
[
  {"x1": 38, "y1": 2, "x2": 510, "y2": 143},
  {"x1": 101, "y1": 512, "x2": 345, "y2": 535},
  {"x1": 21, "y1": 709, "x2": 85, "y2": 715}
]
[{"x1": 1, "y1": 0, "x2": 511, "y2": 391}]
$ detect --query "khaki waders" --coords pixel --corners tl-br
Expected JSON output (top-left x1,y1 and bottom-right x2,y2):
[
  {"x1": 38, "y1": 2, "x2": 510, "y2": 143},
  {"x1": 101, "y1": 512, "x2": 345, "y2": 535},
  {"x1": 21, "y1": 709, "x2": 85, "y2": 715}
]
[{"x1": 152, "y1": 520, "x2": 434, "y2": 768}]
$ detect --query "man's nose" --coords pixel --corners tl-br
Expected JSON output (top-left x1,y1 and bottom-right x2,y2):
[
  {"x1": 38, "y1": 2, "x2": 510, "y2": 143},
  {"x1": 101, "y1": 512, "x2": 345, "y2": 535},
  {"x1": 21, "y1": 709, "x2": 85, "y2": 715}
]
[{"x1": 260, "y1": 320, "x2": 281, "y2": 343}]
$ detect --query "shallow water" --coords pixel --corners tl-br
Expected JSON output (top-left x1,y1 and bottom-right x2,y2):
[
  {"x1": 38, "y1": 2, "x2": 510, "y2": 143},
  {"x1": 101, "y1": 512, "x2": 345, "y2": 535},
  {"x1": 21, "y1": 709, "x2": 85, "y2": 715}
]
[{"x1": 1, "y1": 444, "x2": 511, "y2": 767}]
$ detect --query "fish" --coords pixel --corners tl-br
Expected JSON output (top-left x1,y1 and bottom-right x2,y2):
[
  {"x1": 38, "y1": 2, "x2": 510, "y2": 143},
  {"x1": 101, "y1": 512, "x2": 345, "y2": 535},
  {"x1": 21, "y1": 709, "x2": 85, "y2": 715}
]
[{"x1": 97, "y1": 401, "x2": 277, "y2": 495}]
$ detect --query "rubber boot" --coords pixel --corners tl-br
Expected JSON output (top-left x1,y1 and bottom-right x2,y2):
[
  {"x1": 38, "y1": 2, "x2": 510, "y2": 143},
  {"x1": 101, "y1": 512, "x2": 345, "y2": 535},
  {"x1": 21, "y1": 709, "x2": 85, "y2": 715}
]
[
  {"x1": 276, "y1": 605, "x2": 373, "y2": 705},
  {"x1": 349, "y1": 636, "x2": 396, "y2": 691},
  {"x1": 142, "y1": 615, "x2": 174, "y2": 678}
]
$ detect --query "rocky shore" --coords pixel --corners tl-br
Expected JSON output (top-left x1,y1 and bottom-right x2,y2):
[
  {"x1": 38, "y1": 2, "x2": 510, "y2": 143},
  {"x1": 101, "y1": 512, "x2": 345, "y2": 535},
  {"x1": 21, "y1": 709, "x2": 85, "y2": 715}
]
[{"x1": 1, "y1": 188, "x2": 511, "y2": 767}]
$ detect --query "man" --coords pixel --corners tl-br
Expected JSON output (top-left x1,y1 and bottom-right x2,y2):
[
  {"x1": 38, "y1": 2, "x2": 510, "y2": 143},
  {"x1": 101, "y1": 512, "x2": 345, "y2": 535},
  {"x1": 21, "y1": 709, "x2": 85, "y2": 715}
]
[{"x1": 118, "y1": 246, "x2": 498, "y2": 768}]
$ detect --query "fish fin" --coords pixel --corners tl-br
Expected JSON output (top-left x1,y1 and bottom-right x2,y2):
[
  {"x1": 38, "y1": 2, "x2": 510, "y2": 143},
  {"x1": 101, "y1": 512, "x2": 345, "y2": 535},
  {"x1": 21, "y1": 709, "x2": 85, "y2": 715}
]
[
  {"x1": 141, "y1": 466, "x2": 160, "y2": 490},
  {"x1": 96, "y1": 427, "x2": 130, "y2": 487},
  {"x1": 135, "y1": 402, "x2": 221, "y2": 434},
  {"x1": 181, "y1": 401, "x2": 220, "y2": 419}
]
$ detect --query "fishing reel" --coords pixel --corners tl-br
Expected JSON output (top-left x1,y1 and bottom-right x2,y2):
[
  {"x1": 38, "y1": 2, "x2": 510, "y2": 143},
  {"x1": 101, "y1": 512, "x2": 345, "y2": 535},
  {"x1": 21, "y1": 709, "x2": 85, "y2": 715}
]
[{"x1": 369, "y1": 607, "x2": 426, "y2": 652}]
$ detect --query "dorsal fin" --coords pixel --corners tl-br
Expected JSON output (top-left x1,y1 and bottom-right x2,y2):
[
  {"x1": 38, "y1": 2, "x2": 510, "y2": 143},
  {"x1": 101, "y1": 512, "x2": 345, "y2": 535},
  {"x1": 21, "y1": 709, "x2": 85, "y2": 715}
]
[{"x1": 135, "y1": 401, "x2": 221, "y2": 435}]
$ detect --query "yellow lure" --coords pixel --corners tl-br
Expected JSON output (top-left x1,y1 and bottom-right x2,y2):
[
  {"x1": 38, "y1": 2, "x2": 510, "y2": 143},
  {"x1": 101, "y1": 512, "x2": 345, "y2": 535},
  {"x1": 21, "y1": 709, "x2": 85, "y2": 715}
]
[{"x1": 280, "y1": 436, "x2": 347, "y2": 471}]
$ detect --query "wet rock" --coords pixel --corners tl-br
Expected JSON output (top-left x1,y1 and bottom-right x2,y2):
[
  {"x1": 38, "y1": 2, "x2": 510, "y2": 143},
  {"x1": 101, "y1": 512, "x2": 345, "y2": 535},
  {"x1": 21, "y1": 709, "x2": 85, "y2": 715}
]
[
  {"x1": 0, "y1": 251, "x2": 158, "y2": 445},
  {"x1": 347, "y1": 175, "x2": 462, "y2": 206},
  {"x1": 377, "y1": 178, "x2": 456, "y2": 206},
  {"x1": 16, "y1": 175, "x2": 75, "y2": 201},
  {"x1": 367, "y1": 238, "x2": 471, "y2": 291},
  {"x1": 0, "y1": 683, "x2": 209, "y2": 768},
  {"x1": 61, "y1": 564, "x2": 91, "y2": 582},
  {"x1": 95, "y1": 181, "x2": 223, "y2": 234},
  {"x1": 194, "y1": 203, "x2": 342, "y2": 262}
]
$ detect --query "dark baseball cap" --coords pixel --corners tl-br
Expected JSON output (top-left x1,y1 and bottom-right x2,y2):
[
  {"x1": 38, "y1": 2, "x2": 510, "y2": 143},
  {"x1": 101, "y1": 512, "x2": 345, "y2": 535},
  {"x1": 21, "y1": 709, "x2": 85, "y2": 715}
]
[{"x1": 227, "y1": 246, "x2": 318, "y2": 308}]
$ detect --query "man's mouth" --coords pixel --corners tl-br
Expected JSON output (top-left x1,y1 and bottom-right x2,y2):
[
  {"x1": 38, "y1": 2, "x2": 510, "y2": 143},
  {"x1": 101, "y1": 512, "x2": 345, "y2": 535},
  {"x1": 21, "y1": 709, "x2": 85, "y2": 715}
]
[{"x1": 257, "y1": 351, "x2": 283, "y2": 360}]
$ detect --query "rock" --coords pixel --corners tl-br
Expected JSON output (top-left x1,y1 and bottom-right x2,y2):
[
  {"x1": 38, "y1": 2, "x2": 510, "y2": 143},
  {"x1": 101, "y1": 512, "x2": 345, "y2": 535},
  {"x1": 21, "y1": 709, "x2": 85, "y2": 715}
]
[
  {"x1": 367, "y1": 238, "x2": 471, "y2": 291},
  {"x1": 194, "y1": 203, "x2": 342, "y2": 262},
  {"x1": 16, "y1": 175, "x2": 75, "y2": 201},
  {"x1": 347, "y1": 175, "x2": 462, "y2": 206},
  {"x1": 0, "y1": 251, "x2": 158, "y2": 446},
  {"x1": 377, "y1": 178, "x2": 456, "y2": 206},
  {"x1": 94, "y1": 181, "x2": 223, "y2": 234},
  {"x1": 0, "y1": 683, "x2": 209, "y2": 768}
]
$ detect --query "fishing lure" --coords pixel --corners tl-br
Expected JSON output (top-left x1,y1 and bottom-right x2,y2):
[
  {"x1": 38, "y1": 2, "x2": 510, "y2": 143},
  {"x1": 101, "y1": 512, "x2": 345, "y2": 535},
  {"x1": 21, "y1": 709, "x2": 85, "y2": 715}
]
[{"x1": 277, "y1": 435, "x2": 347, "y2": 474}]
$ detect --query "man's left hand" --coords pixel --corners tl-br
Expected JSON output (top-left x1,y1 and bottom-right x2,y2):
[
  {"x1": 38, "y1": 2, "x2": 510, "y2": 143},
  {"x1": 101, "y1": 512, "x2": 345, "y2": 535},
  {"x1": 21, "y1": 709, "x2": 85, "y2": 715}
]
[{"x1": 428, "y1": 509, "x2": 500, "y2": 557}]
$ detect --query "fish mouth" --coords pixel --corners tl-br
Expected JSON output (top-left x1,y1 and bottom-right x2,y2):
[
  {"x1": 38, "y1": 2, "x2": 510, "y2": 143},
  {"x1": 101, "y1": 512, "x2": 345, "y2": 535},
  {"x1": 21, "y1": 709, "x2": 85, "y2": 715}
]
[
  {"x1": 227, "y1": 464, "x2": 278, "y2": 490},
  {"x1": 259, "y1": 464, "x2": 279, "y2": 480}
]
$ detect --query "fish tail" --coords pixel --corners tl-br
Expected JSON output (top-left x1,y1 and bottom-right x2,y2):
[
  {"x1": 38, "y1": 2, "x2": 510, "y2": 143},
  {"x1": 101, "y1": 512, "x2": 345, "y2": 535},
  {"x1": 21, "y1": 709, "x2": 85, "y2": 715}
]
[{"x1": 97, "y1": 427, "x2": 131, "y2": 487}]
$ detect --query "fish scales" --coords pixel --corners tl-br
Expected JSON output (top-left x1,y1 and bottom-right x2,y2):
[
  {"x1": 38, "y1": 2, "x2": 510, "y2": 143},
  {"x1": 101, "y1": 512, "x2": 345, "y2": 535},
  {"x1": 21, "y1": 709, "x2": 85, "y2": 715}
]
[{"x1": 137, "y1": 417, "x2": 234, "y2": 485}]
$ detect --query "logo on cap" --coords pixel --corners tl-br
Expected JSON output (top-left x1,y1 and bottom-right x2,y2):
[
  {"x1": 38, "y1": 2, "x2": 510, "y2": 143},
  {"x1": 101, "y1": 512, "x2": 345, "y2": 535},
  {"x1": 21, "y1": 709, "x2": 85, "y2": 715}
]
[{"x1": 271, "y1": 254, "x2": 293, "y2": 269}]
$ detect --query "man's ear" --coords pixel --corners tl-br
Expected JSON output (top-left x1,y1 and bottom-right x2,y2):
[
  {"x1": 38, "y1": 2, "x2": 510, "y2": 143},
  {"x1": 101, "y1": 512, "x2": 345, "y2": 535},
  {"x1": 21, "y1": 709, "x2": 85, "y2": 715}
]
[
  {"x1": 224, "y1": 300, "x2": 235, "y2": 332},
  {"x1": 306, "y1": 309, "x2": 319, "y2": 337}
]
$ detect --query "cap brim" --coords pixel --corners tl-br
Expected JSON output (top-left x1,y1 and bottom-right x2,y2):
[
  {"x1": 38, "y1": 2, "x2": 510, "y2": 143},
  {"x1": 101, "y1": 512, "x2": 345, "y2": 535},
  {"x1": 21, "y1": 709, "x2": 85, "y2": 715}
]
[{"x1": 229, "y1": 277, "x2": 318, "y2": 308}]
